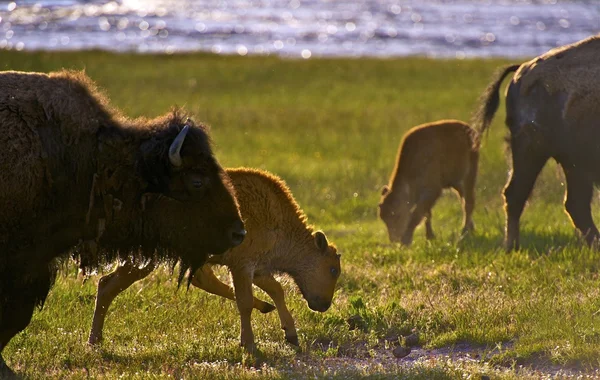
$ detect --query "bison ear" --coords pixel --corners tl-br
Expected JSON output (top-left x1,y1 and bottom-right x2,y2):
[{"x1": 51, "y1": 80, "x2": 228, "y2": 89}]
[
  {"x1": 314, "y1": 230, "x2": 329, "y2": 252},
  {"x1": 138, "y1": 138, "x2": 171, "y2": 193},
  {"x1": 381, "y1": 185, "x2": 390, "y2": 196}
]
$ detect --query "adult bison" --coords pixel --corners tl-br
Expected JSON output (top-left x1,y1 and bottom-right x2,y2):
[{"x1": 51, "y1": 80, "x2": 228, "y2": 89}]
[
  {"x1": 474, "y1": 35, "x2": 600, "y2": 251},
  {"x1": 0, "y1": 70, "x2": 245, "y2": 377}
]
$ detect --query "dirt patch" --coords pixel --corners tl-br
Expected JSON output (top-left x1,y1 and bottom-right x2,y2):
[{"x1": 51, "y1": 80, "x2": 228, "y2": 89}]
[{"x1": 282, "y1": 341, "x2": 600, "y2": 379}]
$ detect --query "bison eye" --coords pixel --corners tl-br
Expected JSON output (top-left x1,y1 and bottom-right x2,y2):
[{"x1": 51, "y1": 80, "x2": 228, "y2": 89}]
[
  {"x1": 192, "y1": 179, "x2": 203, "y2": 189},
  {"x1": 330, "y1": 267, "x2": 338, "y2": 277}
]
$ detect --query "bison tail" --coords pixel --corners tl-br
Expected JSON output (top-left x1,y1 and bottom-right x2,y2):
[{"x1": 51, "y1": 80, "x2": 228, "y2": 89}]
[{"x1": 471, "y1": 64, "x2": 520, "y2": 144}]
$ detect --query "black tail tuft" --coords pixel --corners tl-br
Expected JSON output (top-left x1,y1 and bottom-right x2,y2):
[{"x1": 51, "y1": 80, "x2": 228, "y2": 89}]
[{"x1": 471, "y1": 64, "x2": 521, "y2": 144}]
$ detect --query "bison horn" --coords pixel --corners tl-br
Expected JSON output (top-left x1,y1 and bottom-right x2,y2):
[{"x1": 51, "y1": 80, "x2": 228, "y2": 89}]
[{"x1": 169, "y1": 125, "x2": 190, "y2": 167}]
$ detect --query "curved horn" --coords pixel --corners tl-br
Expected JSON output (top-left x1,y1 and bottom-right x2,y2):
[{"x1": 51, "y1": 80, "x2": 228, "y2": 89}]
[{"x1": 168, "y1": 125, "x2": 190, "y2": 167}]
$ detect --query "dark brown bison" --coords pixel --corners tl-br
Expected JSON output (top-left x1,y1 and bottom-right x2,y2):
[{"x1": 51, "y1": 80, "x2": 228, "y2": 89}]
[
  {"x1": 86, "y1": 168, "x2": 340, "y2": 354},
  {"x1": 378, "y1": 120, "x2": 479, "y2": 245},
  {"x1": 473, "y1": 35, "x2": 600, "y2": 251},
  {"x1": 0, "y1": 70, "x2": 245, "y2": 377}
]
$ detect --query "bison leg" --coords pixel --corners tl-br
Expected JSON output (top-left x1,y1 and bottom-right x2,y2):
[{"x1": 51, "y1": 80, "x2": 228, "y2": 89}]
[
  {"x1": 504, "y1": 147, "x2": 549, "y2": 251},
  {"x1": 253, "y1": 274, "x2": 298, "y2": 346},
  {"x1": 401, "y1": 189, "x2": 442, "y2": 246},
  {"x1": 231, "y1": 268, "x2": 257, "y2": 353},
  {"x1": 191, "y1": 265, "x2": 275, "y2": 313},
  {"x1": 88, "y1": 260, "x2": 156, "y2": 345},
  {"x1": 0, "y1": 293, "x2": 37, "y2": 379},
  {"x1": 1, "y1": 262, "x2": 53, "y2": 378},
  {"x1": 0, "y1": 354, "x2": 17, "y2": 379},
  {"x1": 424, "y1": 211, "x2": 435, "y2": 240},
  {"x1": 562, "y1": 167, "x2": 600, "y2": 245}
]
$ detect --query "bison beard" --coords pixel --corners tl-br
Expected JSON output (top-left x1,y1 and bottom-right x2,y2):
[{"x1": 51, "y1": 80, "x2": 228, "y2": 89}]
[{"x1": 0, "y1": 70, "x2": 244, "y2": 376}]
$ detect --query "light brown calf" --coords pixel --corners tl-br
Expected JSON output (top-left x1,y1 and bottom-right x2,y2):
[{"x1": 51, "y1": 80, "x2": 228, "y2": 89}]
[
  {"x1": 88, "y1": 168, "x2": 341, "y2": 353},
  {"x1": 378, "y1": 119, "x2": 479, "y2": 245}
]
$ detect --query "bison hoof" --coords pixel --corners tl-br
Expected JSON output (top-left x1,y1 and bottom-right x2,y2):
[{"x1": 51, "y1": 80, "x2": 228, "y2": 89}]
[
  {"x1": 260, "y1": 303, "x2": 276, "y2": 314},
  {"x1": 0, "y1": 359, "x2": 17, "y2": 380},
  {"x1": 88, "y1": 334, "x2": 103, "y2": 346},
  {"x1": 462, "y1": 223, "x2": 475, "y2": 234},
  {"x1": 285, "y1": 334, "x2": 299, "y2": 346},
  {"x1": 242, "y1": 342, "x2": 257, "y2": 354}
]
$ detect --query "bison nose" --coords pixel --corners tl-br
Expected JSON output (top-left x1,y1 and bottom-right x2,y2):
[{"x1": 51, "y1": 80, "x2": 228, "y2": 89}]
[
  {"x1": 229, "y1": 220, "x2": 246, "y2": 247},
  {"x1": 309, "y1": 297, "x2": 332, "y2": 312}
]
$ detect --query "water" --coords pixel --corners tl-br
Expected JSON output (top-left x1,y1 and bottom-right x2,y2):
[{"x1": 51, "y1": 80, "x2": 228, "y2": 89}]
[{"x1": 1, "y1": 0, "x2": 598, "y2": 58}]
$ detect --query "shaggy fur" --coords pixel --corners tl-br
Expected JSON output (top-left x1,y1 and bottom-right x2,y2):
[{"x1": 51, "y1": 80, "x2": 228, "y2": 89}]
[
  {"x1": 378, "y1": 120, "x2": 479, "y2": 245},
  {"x1": 0, "y1": 70, "x2": 244, "y2": 377},
  {"x1": 473, "y1": 34, "x2": 600, "y2": 251},
  {"x1": 86, "y1": 168, "x2": 341, "y2": 352},
  {"x1": 515, "y1": 35, "x2": 600, "y2": 120}
]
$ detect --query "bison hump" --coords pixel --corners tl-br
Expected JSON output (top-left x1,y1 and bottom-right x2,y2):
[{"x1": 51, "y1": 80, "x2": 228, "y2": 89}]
[{"x1": 515, "y1": 35, "x2": 600, "y2": 114}]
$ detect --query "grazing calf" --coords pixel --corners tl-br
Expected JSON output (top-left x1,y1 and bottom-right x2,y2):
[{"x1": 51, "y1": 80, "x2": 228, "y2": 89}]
[
  {"x1": 88, "y1": 168, "x2": 341, "y2": 353},
  {"x1": 378, "y1": 120, "x2": 479, "y2": 245}
]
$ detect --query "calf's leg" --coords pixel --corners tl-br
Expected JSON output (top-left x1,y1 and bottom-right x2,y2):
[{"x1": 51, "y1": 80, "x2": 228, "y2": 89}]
[
  {"x1": 231, "y1": 269, "x2": 257, "y2": 353},
  {"x1": 459, "y1": 151, "x2": 479, "y2": 234},
  {"x1": 253, "y1": 274, "x2": 298, "y2": 346},
  {"x1": 562, "y1": 167, "x2": 600, "y2": 245},
  {"x1": 401, "y1": 188, "x2": 442, "y2": 246},
  {"x1": 88, "y1": 260, "x2": 156, "y2": 345},
  {"x1": 191, "y1": 265, "x2": 275, "y2": 313}
]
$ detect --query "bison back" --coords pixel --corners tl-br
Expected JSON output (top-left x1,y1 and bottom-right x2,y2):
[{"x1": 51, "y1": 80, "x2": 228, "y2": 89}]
[
  {"x1": 396, "y1": 120, "x2": 476, "y2": 188},
  {"x1": 514, "y1": 35, "x2": 600, "y2": 119},
  {"x1": 0, "y1": 71, "x2": 101, "y2": 245}
]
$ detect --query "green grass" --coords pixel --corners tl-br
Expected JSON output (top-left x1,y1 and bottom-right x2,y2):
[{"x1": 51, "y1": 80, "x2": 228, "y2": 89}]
[{"x1": 3, "y1": 50, "x2": 600, "y2": 378}]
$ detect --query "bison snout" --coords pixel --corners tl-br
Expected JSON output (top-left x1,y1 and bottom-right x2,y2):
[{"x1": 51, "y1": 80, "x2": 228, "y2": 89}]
[
  {"x1": 308, "y1": 297, "x2": 332, "y2": 312},
  {"x1": 229, "y1": 220, "x2": 246, "y2": 247}
]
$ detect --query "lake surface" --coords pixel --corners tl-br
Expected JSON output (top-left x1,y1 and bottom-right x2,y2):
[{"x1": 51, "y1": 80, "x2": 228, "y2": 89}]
[{"x1": 1, "y1": 1, "x2": 599, "y2": 58}]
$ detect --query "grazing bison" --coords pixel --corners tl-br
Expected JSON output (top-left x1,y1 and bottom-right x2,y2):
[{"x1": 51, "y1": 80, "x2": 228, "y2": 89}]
[
  {"x1": 86, "y1": 168, "x2": 341, "y2": 353},
  {"x1": 378, "y1": 120, "x2": 479, "y2": 245},
  {"x1": 0, "y1": 70, "x2": 245, "y2": 377},
  {"x1": 473, "y1": 35, "x2": 600, "y2": 251}
]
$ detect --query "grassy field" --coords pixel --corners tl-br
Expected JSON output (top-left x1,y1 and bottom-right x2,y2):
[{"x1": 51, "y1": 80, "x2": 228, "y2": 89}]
[{"x1": 2, "y1": 50, "x2": 600, "y2": 379}]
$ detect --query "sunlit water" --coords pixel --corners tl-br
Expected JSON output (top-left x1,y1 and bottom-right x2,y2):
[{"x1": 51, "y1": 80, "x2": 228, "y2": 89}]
[{"x1": 1, "y1": 0, "x2": 599, "y2": 58}]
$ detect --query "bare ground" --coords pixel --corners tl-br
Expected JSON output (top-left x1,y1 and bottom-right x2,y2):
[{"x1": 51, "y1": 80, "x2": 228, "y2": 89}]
[{"x1": 270, "y1": 340, "x2": 600, "y2": 379}]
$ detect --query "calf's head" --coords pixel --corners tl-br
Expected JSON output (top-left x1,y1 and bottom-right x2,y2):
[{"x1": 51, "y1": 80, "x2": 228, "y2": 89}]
[
  {"x1": 378, "y1": 183, "x2": 413, "y2": 243},
  {"x1": 294, "y1": 231, "x2": 340, "y2": 312}
]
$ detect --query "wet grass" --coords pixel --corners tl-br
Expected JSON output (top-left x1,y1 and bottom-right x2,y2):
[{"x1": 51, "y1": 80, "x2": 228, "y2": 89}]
[{"x1": 2, "y1": 50, "x2": 600, "y2": 378}]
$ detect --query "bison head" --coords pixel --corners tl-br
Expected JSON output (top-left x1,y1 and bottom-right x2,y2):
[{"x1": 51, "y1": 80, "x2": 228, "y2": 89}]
[
  {"x1": 378, "y1": 183, "x2": 413, "y2": 243},
  {"x1": 137, "y1": 115, "x2": 246, "y2": 257}
]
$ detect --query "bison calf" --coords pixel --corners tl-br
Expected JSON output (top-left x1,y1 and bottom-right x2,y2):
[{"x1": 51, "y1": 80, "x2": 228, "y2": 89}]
[
  {"x1": 378, "y1": 120, "x2": 479, "y2": 245},
  {"x1": 87, "y1": 168, "x2": 341, "y2": 353}
]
